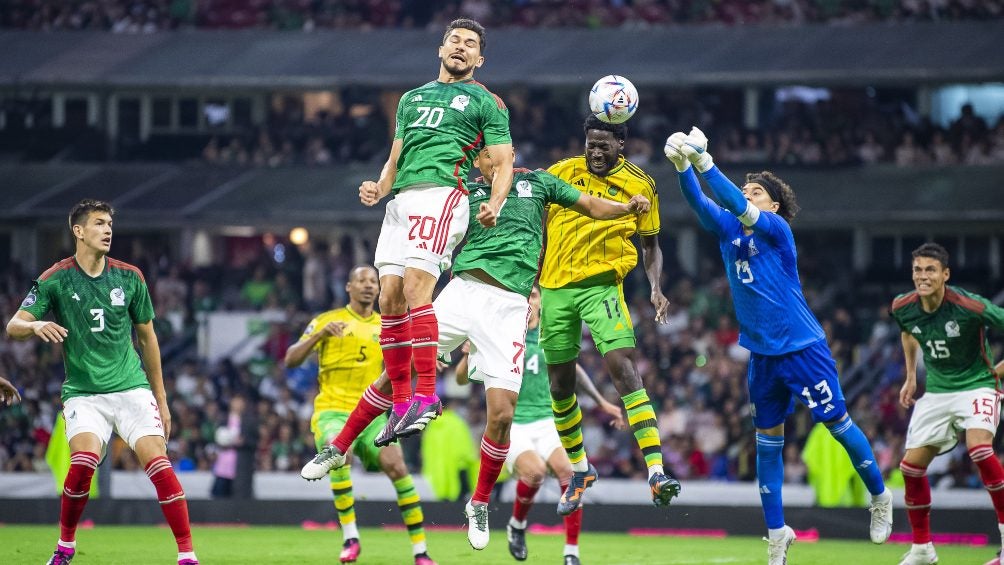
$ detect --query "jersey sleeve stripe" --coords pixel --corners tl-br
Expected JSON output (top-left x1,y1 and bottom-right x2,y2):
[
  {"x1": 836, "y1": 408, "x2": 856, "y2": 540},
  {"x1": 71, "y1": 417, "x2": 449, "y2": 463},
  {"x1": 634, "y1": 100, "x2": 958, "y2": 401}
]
[
  {"x1": 471, "y1": 80, "x2": 506, "y2": 110},
  {"x1": 108, "y1": 258, "x2": 147, "y2": 283},
  {"x1": 39, "y1": 257, "x2": 75, "y2": 281},
  {"x1": 944, "y1": 287, "x2": 986, "y2": 314},
  {"x1": 623, "y1": 162, "x2": 657, "y2": 192},
  {"x1": 891, "y1": 291, "x2": 919, "y2": 312}
]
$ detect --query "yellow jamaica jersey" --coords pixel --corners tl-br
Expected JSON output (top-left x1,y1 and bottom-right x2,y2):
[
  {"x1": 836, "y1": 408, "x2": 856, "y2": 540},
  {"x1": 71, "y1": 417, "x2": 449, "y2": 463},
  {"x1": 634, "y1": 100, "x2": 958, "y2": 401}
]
[
  {"x1": 540, "y1": 155, "x2": 660, "y2": 288},
  {"x1": 300, "y1": 307, "x2": 382, "y2": 414}
]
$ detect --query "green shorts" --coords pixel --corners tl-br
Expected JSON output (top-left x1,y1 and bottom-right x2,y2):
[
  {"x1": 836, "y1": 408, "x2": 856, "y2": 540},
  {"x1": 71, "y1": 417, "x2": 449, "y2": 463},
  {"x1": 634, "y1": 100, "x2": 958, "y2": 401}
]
[
  {"x1": 540, "y1": 281, "x2": 636, "y2": 364},
  {"x1": 313, "y1": 410, "x2": 388, "y2": 472}
]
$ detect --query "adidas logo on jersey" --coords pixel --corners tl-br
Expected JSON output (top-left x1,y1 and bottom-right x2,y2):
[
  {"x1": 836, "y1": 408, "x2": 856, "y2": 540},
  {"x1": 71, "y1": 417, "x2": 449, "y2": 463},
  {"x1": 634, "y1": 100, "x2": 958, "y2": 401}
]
[
  {"x1": 574, "y1": 179, "x2": 586, "y2": 187},
  {"x1": 71, "y1": 292, "x2": 80, "y2": 301},
  {"x1": 732, "y1": 238, "x2": 741, "y2": 247},
  {"x1": 759, "y1": 485, "x2": 771, "y2": 494},
  {"x1": 911, "y1": 326, "x2": 922, "y2": 334},
  {"x1": 472, "y1": 188, "x2": 486, "y2": 198},
  {"x1": 411, "y1": 95, "x2": 423, "y2": 102},
  {"x1": 823, "y1": 403, "x2": 835, "y2": 414},
  {"x1": 857, "y1": 460, "x2": 874, "y2": 469}
]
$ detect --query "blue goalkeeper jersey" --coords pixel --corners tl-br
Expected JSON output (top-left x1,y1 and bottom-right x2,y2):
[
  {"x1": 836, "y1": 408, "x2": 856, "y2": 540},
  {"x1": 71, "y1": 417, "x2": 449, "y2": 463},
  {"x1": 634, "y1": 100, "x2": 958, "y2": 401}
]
[{"x1": 678, "y1": 167, "x2": 824, "y2": 355}]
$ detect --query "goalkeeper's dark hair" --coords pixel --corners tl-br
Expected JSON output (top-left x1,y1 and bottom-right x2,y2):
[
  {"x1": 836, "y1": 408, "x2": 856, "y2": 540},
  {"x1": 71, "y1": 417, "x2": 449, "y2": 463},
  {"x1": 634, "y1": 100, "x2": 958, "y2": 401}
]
[
  {"x1": 745, "y1": 171, "x2": 799, "y2": 222},
  {"x1": 584, "y1": 115, "x2": 627, "y2": 141},
  {"x1": 911, "y1": 242, "x2": 950, "y2": 269},
  {"x1": 444, "y1": 18, "x2": 486, "y2": 51},
  {"x1": 69, "y1": 199, "x2": 114, "y2": 231}
]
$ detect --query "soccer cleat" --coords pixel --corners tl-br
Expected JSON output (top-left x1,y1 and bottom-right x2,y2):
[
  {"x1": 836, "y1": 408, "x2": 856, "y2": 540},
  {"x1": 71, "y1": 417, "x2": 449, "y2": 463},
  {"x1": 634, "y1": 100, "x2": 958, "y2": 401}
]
[
  {"x1": 394, "y1": 397, "x2": 442, "y2": 438},
  {"x1": 45, "y1": 545, "x2": 75, "y2": 565},
  {"x1": 868, "y1": 488, "x2": 893, "y2": 544},
  {"x1": 649, "y1": 472, "x2": 682, "y2": 507},
  {"x1": 557, "y1": 464, "x2": 597, "y2": 516},
  {"x1": 564, "y1": 556, "x2": 581, "y2": 565},
  {"x1": 374, "y1": 411, "x2": 402, "y2": 447},
  {"x1": 507, "y1": 523, "x2": 528, "y2": 561},
  {"x1": 339, "y1": 538, "x2": 361, "y2": 563},
  {"x1": 898, "y1": 542, "x2": 938, "y2": 565},
  {"x1": 465, "y1": 500, "x2": 490, "y2": 550},
  {"x1": 765, "y1": 525, "x2": 796, "y2": 565},
  {"x1": 983, "y1": 558, "x2": 1001, "y2": 565},
  {"x1": 178, "y1": 560, "x2": 199, "y2": 565},
  {"x1": 301, "y1": 444, "x2": 347, "y2": 480},
  {"x1": 414, "y1": 552, "x2": 438, "y2": 565}
]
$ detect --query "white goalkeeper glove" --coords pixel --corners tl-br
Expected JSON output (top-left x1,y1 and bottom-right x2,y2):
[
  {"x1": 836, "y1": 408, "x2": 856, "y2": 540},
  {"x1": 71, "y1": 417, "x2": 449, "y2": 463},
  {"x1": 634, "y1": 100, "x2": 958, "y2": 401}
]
[
  {"x1": 663, "y1": 132, "x2": 690, "y2": 172},
  {"x1": 680, "y1": 126, "x2": 714, "y2": 173}
]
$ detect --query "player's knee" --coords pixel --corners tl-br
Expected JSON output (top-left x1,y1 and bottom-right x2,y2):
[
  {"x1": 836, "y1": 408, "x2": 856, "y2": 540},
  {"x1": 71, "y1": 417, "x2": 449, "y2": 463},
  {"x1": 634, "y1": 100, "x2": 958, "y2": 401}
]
[
  {"x1": 379, "y1": 289, "x2": 407, "y2": 315},
  {"x1": 381, "y1": 458, "x2": 409, "y2": 481},
  {"x1": 487, "y1": 401, "x2": 515, "y2": 427},
  {"x1": 521, "y1": 469, "x2": 546, "y2": 487}
]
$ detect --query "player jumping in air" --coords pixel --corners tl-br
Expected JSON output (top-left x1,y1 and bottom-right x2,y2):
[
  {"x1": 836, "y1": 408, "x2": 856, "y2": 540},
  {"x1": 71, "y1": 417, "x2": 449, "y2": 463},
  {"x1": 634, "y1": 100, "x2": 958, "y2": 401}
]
[
  {"x1": 455, "y1": 287, "x2": 626, "y2": 565},
  {"x1": 540, "y1": 116, "x2": 679, "y2": 515},
  {"x1": 303, "y1": 145, "x2": 648, "y2": 551},
  {"x1": 7, "y1": 199, "x2": 197, "y2": 565},
  {"x1": 285, "y1": 265, "x2": 436, "y2": 565},
  {"x1": 359, "y1": 17, "x2": 513, "y2": 445},
  {"x1": 665, "y1": 129, "x2": 893, "y2": 565},
  {"x1": 890, "y1": 243, "x2": 1004, "y2": 565}
]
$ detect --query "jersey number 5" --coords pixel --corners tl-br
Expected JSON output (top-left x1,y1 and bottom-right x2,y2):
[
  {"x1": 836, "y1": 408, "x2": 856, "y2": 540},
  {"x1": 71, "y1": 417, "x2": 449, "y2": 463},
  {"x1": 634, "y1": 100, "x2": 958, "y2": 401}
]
[
  {"x1": 925, "y1": 340, "x2": 950, "y2": 359},
  {"x1": 89, "y1": 308, "x2": 105, "y2": 333}
]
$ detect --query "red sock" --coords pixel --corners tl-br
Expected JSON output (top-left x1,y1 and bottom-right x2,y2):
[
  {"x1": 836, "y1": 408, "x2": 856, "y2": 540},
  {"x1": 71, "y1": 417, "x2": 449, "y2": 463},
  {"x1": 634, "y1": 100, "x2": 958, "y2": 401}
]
[
  {"x1": 410, "y1": 304, "x2": 439, "y2": 398},
  {"x1": 473, "y1": 436, "x2": 509, "y2": 504},
  {"x1": 900, "y1": 460, "x2": 932, "y2": 544},
  {"x1": 970, "y1": 444, "x2": 1004, "y2": 523},
  {"x1": 59, "y1": 451, "x2": 99, "y2": 542},
  {"x1": 512, "y1": 479, "x2": 540, "y2": 522},
  {"x1": 562, "y1": 479, "x2": 582, "y2": 546},
  {"x1": 333, "y1": 384, "x2": 392, "y2": 452},
  {"x1": 380, "y1": 313, "x2": 413, "y2": 408},
  {"x1": 146, "y1": 456, "x2": 193, "y2": 553}
]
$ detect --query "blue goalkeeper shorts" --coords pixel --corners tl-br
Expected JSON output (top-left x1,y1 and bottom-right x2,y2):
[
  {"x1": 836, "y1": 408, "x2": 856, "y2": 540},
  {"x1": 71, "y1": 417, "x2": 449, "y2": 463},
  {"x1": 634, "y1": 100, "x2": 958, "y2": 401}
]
[{"x1": 746, "y1": 338, "x2": 847, "y2": 429}]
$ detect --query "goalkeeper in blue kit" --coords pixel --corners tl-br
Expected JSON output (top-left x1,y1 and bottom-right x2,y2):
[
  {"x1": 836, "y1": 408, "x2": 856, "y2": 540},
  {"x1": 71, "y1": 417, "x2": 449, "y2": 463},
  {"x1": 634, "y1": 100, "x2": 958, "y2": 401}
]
[{"x1": 664, "y1": 128, "x2": 893, "y2": 565}]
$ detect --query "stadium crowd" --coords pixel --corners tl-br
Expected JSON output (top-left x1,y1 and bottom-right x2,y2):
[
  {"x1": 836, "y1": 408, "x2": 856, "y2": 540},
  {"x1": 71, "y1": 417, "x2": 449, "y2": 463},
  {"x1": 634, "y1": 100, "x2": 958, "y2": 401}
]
[
  {"x1": 3, "y1": 0, "x2": 1002, "y2": 32},
  {"x1": 1, "y1": 234, "x2": 1001, "y2": 499}
]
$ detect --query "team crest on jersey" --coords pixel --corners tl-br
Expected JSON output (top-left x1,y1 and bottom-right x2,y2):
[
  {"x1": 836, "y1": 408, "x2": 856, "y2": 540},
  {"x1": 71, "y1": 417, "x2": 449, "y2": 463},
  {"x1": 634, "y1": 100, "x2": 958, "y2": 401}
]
[
  {"x1": 21, "y1": 292, "x2": 36, "y2": 308},
  {"x1": 945, "y1": 320, "x2": 960, "y2": 338},
  {"x1": 607, "y1": 185, "x2": 620, "y2": 197},
  {"x1": 110, "y1": 287, "x2": 126, "y2": 306},
  {"x1": 748, "y1": 239, "x2": 760, "y2": 256},
  {"x1": 516, "y1": 180, "x2": 532, "y2": 197},
  {"x1": 450, "y1": 95, "x2": 470, "y2": 112}
]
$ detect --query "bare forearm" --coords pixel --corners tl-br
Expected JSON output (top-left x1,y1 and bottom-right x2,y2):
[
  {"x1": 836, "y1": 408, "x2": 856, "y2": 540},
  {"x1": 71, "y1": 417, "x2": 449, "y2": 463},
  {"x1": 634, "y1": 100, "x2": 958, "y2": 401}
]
[
  {"x1": 6, "y1": 317, "x2": 37, "y2": 340},
  {"x1": 139, "y1": 337, "x2": 166, "y2": 402},
  {"x1": 901, "y1": 333, "x2": 920, "y2": 381},
  {"x1": 284, "y1": 336, "x2": 319, "y2": 368},
  {"x1": 642, "y1": 239, "x2": 664, "y2": 294},
  {"x1": 570, "y1": 197, "x2": 629, "y2": 220}
]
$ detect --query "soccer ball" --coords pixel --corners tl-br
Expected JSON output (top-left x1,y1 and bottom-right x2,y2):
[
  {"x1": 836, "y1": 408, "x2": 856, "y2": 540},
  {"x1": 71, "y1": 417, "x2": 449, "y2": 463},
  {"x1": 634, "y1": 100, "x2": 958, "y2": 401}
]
[
  {"x1": 589, "y1": 75, "x2": 639, "y2": 124},
  {"x1": 215, "y1": 426, "x2": 237, "y2": 447}
]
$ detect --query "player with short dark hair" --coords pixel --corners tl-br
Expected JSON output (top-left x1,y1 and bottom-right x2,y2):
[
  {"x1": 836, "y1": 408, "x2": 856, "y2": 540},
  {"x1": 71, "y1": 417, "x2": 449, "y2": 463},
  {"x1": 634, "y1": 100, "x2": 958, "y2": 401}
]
[
  {"x1": 665, "y1": 129, "x2": 893, "y2": 565},
  {"x1": 891, "y1": 243, "x2": 1004, "y2": 565},
  {"x1": 358, "y1": 17, "x2": 514, "y2": 445},
  {"x1": 540, "y1": 115, "x2": 679, "y2": 515},
  {"x1": 7, "y1": 199, "x2": 197, "y2": 565},
  {"x1": 285, "y1": 265, "x2": 436, "y2": 565},
  {"x1": 305, "y1": 146, "x2": 648, "y2": 551}
]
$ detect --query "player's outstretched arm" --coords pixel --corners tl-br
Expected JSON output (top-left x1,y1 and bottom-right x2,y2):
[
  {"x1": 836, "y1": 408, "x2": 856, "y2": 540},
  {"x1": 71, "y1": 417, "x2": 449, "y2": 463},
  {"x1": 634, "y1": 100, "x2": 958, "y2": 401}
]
[
  {"x1": 284, "y1": 322, "x2": 346, "y2": 368},
  {"x1": 477, "y1": 143, "x2": 515, "y2": 228},
  {"x1": 135, "y1": 321, "x2": 170, "y2": 438},
  {"x1": 6, "y1": 310, "x2": 67, "y2": 343},
  {"x1": 454, "y1": 342, "x2": 471, "y2": 385},
  {"x1": 0, "y1": 376, "x2": 21, "y2": 406},
  {"x1": 574, "y1": 364, "x2": 626, "y2": 429},
  {"x1": 668, "y1": 137, "x2": 728, "y2": 233},
  {"x1": 569, "y1": 193, "x2": 649, "y2": 220},
  {"x1": 678, "y1": 127, "x2": 750, "y2": 219},
  {"x1": 899, "y1": 331, "x2": 922, "y2": 409}
]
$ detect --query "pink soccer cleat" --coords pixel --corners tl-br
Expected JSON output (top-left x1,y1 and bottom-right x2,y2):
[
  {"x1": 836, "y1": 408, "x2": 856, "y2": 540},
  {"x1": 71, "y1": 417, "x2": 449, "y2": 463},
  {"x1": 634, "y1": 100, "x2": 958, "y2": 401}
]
[{"x1": 339, "y1": 538, "x2": 361, "y2": 563}]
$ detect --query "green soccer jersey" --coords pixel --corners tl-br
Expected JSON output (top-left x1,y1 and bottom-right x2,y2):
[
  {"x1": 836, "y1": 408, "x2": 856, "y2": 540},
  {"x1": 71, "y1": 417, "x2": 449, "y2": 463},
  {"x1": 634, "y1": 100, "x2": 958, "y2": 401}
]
[
  {"x1": 891, "y1": 285, "x2": 1004, "y2": 393},
  {"x1": 513, "y1": 327, "x2": 552, "y2": 424},
  {"x1": 453, "y1": 169, "x2": 582, "y2": 297},
  {"x1": 19, "y1": 256, "x2": 155, "y2": 401},
  {"x1": 392, "y1": 79, "x2": 511, "y2": 194}
]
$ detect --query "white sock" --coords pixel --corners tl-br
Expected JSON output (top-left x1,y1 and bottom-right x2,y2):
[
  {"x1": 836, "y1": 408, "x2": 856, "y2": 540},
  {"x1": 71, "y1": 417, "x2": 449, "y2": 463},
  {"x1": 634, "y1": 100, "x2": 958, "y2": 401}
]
[
  {"x1": 998, "y1": 522, "x2": 1004, "y2": 552},
  {"x1": 412, "y1": 540, "x2": 427, "y2": 555},
  {"x1": 872, "y1": 487, "x2": 892, "y2": 501},
  {"x1": 178, "y1": 551, "x2": 197, "y2": 561},
  {"x1": 57, "y1": 540, "x2": 76, "y2": 549},
  {"x1": 341, "y1": 521, "x2": 359, "y2": 541},
  {"x1": 768, "y1": 527, "x2": 788, "y2": 539},
  {"x1": 571, "y1": 458, "x2": 589, "y2": 473},
  {"x1": 648, "y1": 464, "x2": 665, "y2": 479},
  {"x1": 564, "y1": 544, "x2": 579, "y2": 557},
  {"x1": 509, "y1": 516, "x2": 527, "y2": 530}
]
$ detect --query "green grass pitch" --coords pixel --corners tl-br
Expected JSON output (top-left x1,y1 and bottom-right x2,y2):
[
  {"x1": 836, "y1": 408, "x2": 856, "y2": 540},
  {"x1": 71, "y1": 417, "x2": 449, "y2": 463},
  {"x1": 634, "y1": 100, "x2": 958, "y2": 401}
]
[{"x1": 2, "y1": 525, "x2": 993, "y2": 564}]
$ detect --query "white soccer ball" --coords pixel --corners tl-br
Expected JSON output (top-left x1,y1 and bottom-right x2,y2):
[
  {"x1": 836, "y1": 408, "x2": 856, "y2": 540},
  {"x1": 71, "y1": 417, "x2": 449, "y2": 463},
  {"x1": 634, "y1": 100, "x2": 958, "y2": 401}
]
[
  {"x1": 589, "y1": 75, "x2": 639, "y2": 124},
  {"x1": 214, "y1": 426, "x2": 237, "y2": 447}
]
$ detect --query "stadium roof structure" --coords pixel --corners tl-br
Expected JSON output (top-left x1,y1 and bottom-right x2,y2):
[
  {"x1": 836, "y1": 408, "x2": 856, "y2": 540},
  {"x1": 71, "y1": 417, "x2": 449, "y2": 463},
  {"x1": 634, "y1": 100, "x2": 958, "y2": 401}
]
[
  {"x1": 0, "y1": 22, "x2": 1002, "y2": 89},
  {"x1": 1, "y1": 162, "x2": 1001, "y2": 229}
]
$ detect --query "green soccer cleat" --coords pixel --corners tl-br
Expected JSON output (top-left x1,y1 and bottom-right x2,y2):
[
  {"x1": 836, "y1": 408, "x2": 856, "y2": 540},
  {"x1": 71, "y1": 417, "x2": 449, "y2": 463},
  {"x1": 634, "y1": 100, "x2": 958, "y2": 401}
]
[{"x1": 300, "y1": 444, "x2": 347, "y2": 481}]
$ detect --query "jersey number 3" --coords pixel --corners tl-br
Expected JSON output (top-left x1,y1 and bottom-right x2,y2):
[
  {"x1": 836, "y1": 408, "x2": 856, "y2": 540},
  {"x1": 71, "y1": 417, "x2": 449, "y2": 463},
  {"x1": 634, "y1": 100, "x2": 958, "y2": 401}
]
[{"x1": 89, "y1": 308, "x2": 105, "y2": 333}]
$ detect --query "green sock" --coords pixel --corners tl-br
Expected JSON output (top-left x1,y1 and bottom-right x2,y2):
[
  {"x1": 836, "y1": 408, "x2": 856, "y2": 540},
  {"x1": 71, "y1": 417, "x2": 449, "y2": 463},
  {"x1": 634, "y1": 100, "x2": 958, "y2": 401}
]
[
  {"x1": 553, "y1": 394, "x2": 588, "y2": 472},
  {"x1": 622, "y1": 389, "x2": 663, "y2": 473}
]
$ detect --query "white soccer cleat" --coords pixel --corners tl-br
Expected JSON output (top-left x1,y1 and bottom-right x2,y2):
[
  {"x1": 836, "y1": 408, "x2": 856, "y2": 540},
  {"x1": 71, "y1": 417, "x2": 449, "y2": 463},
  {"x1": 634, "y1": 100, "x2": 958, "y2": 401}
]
[
  {"x1": 464, "y1": 500, "x2": 490, "y2": 550},
  {"x1": 869, "y1": 488, "x2": 893, "y2": 543},
  {"x1": 300, "y1": 444, "x2": 346, "y2": 481},
  {"x1": 899, "y1": 542, "x2": 938, "y2": 565},
  {"x1": 765, "y1": 525, "x2": 796, "y2": 565}
]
